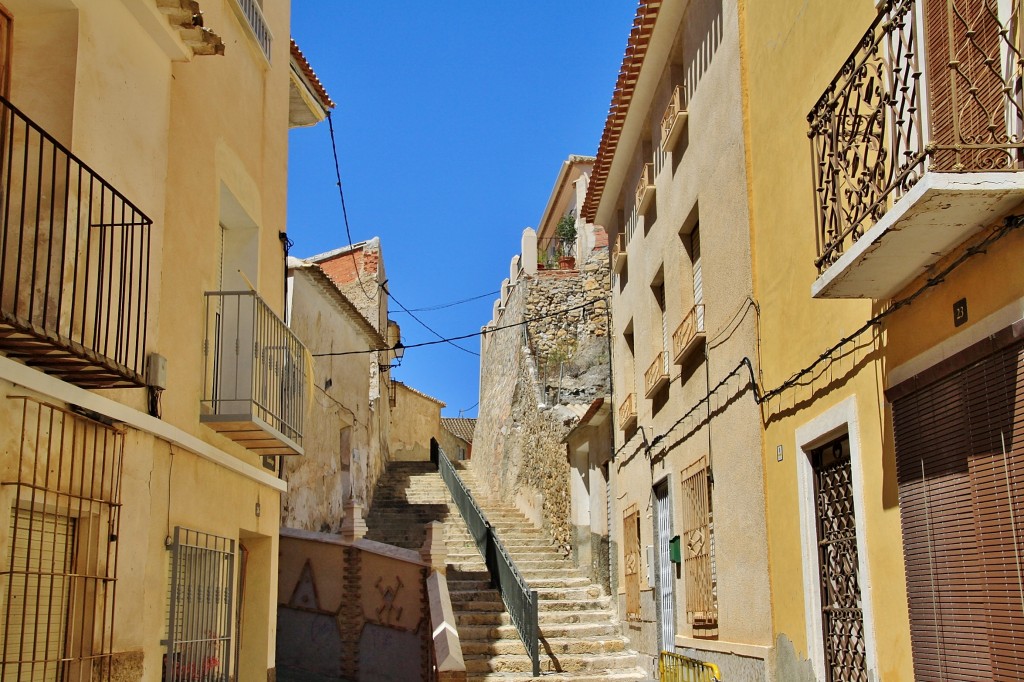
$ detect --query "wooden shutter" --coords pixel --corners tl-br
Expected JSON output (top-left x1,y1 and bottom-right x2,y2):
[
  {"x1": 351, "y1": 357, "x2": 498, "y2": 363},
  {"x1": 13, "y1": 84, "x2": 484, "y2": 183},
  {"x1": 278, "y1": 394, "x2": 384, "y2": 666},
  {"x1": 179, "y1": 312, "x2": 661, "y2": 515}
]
[
  {"x1": 892, "y1": 337, "x2": 1024, "y2": 681},
  {"x1": 922, "y1": 0, "x2": 1008, "y2": 170},
  {"x1": 691, "y1": 227, "x2": 704, "y2": 331}
]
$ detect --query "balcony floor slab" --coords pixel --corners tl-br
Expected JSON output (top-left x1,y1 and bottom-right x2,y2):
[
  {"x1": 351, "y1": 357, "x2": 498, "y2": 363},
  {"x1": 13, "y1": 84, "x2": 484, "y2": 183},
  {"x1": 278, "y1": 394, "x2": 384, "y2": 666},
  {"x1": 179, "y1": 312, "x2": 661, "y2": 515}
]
[{"x1": 812, "y1": 171, "x2": 1024, "y2": 299}]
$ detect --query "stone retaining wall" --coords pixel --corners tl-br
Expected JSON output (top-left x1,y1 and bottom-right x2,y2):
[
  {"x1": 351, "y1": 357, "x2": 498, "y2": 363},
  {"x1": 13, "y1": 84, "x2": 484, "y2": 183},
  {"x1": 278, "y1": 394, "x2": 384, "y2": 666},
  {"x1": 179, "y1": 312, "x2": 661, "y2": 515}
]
[{"x1": 474, "y1": 250, "x2": 611, "y2": 554}]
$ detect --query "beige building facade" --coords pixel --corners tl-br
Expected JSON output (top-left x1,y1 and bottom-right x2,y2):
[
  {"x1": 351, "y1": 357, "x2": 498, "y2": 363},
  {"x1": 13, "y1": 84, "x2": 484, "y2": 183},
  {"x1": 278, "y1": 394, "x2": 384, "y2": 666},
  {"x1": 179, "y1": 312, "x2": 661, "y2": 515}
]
[
  {"x1": 0, "y1": 1, "x2": 329, "y2": 679},
  {"x1": 584, "y1": 0, "x2": 772, "y2": 677}
]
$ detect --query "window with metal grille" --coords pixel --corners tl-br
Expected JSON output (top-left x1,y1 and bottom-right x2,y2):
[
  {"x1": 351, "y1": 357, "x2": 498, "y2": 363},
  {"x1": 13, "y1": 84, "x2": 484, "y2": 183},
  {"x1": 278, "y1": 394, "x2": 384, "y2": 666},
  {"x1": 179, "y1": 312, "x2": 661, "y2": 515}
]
[
  {"x1": 680, "y1": 459, "x2": 717, "y2": 631},
  {"x1": 623, "y1": 504, "x2": 641, "y2": 621},
  {"x1": 0, "y1": 396, "x2": 124, "y2": 682},
  {"x1": 165, "y1": 527, "x2": 235, "y2": 682}
]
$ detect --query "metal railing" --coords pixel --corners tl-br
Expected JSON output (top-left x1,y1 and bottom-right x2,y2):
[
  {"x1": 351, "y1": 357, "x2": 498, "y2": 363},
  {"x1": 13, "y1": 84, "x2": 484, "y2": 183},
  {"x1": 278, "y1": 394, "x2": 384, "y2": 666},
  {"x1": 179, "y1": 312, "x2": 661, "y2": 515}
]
[
  {"x1": 618, "y1": 391, "x2": 637, "y2": 430},
  {"x1": 235, "y1": 0, "x2": 273, "y2": 61},
  {"x1": 201, "y1": 290, "x2": 305, "y2": 448},
  {"x1": 165, "y1": 527, "x2": 235, "y2": 682},
  {"x1": 433, "y1": 440, "x2": 540, "y2": 677},
  {"x1": 0, "y1": 95, "x2": 152, "y2": 387},
  {"x1": 808, "y1": 0, "x2": 1024, "y2": 273},
  {"x1": 672, "y1": 305, "x2": 705, "y2": 364},
  {"x1": 660, "y1": 84, "x2": 687, "y2": 147},
  {"x1": 644, "y1": 351, "x2": 670, "y2": 397},
  {"x1": 635, "y1": 162, "x2": 655, "y2": 210},
  {"x1": 659, "y1": 651, "x2": 721, "y2": 682},
  {"x1": 537, "y1": 237, "x2": 576, "y2": 269}
]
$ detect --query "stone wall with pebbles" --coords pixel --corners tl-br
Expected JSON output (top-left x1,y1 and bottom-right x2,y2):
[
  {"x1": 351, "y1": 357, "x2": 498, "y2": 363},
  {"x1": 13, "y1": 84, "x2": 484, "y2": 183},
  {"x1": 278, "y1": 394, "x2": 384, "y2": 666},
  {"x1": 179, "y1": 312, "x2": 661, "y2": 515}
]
[{"x1": 473, "y1": 249, "x2": 611, "y2": 554}]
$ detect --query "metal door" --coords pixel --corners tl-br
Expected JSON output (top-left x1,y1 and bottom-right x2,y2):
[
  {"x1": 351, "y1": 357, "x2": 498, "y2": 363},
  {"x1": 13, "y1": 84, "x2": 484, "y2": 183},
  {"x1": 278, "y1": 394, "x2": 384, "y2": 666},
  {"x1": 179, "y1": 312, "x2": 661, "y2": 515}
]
[
  {"x1": 812, "y1": 435, "x2": 867, "y2": 682},
  {"x1": 653, "y1": 479, "x2": 675, "y2": 651}
]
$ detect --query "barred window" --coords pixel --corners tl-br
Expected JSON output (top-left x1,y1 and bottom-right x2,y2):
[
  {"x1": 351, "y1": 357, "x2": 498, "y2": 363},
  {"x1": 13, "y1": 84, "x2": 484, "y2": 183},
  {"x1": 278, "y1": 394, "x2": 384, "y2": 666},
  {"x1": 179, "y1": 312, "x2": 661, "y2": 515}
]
[
  {"x1": 165, "y1": 527, "x2": 235, "y2": 682},
  {"x1": 1, "y1": 397, "x2": 124, "y2": 681},
  {"x1": 681, "y1": 459, "x2": 717, "y2": 631}
]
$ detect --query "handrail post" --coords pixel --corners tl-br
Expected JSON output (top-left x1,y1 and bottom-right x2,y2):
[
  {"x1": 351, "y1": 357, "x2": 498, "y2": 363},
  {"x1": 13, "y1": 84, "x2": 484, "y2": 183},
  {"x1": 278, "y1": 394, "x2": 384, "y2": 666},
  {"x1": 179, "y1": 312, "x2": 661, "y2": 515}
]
[{"x1": 530, "y1": 589, "x2": 540, "y2": 677}]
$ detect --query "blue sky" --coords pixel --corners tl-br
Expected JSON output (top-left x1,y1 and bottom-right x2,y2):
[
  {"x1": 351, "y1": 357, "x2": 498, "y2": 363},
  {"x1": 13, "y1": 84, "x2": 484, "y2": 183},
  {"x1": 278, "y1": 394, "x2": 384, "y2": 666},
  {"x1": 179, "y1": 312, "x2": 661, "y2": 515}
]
[{"x1": 287, "y1": 4, "x2": 635, "y2": 417}]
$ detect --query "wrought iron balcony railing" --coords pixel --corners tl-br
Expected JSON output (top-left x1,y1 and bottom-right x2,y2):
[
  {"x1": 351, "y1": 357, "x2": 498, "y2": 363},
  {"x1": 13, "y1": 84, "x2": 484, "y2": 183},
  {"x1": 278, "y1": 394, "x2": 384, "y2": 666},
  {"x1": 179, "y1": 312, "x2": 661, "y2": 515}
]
[
  {"x1": 618, "y1": 391, "x2": 637, "y2": 431},
  {"x1": 660, "y1": 85, "x2": 689, "y2": 150},
  {"x1": 201, "y1": 290, "x2": 305, "y2": 456},
  {"x1": 672, "y1": 305, "x2": 705, "y2": 365},
  {"x1": 644, "y1": 351, "x2": 670, "y2": 398},
  {"x1": 234, "y1": 0, "x2": 273, "y2": 61},
  {"x1": 808, "y1": 0, "x2": 1024, "y2": 283},
  {"x1": 635, "y1": 162, "x2": 655, "y2": 213},
  {"x1": 0, "y1": 95, "x2": 152, "y2": 388},
  {"x1": 612, "y1": 232, "x2": 627, "y2": 273}
]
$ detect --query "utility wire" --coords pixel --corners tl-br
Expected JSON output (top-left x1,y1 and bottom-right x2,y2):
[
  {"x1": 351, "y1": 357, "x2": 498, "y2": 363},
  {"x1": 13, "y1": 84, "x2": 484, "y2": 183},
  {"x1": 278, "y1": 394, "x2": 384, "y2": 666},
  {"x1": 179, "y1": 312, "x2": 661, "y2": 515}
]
[
  {"x1": 400, "y1": 290, "x2": 501, "y2": 312},
  {"x1": 386, "y1": 286, "x2": 480, "y2": 357},
  {"x1": 611, "y1": 214, "x2": 1024, "y2": 465},
  {"x1": 326, "y1": 110, "x2": 379, "y2": 303},
  {"x1": 312, "y1": 296, "x2": 607, "y2": 357}
]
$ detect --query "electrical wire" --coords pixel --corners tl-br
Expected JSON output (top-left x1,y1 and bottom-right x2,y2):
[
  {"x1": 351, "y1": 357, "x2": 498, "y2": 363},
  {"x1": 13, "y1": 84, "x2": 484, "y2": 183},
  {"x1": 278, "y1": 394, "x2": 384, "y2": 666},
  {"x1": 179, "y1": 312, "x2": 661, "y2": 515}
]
[
  {"x1": 312, "y1": 296, "x2": 608, "y2": 357},
  {"x1": 611, "y1": 214, "x2": 1024, "y2": 465},
  {"x1": 386, "y1": 285, "x2": 480, "y2": 357},
  {"x1": 400, "y1": 290, "x2": 501, "y2": 312},
  {"x1": 326, "y1": 110, "x2": 379, "y2": 303}
]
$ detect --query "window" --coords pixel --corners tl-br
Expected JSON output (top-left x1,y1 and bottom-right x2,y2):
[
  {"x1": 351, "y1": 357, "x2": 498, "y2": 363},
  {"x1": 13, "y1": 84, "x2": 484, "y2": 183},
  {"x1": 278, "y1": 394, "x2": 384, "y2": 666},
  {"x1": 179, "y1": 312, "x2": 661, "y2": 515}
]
[
  {"x1": 165, "y1": 527, "x2": 236, "y2": 682},
  {"x1": 623, "y1": 504, "x2": 641, "y2": 621},
  {"x1": 681, "y1": 458, "x2": 717, "y2": 634},
  {"x1": 0, "y1": 397, "x2": 124, "y2": 681}
]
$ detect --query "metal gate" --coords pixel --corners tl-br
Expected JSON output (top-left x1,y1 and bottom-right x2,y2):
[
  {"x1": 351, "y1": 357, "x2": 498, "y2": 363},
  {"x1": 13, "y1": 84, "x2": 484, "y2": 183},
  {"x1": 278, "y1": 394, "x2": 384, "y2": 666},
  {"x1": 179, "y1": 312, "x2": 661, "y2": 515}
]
[
  {"x1": 812, "y1": 435, "x2": 867, "y2": 682},
  {"x1": 653, "y1": 480, "x2": 675, "y2": 651}
]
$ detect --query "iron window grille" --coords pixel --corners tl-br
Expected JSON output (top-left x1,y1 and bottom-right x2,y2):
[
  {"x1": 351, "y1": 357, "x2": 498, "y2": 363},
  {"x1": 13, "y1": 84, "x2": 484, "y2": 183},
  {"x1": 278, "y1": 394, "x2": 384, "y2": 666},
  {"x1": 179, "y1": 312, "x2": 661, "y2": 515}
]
[
  {"x1": 0, "y1": 396, "x2": 125, "y2": 681},
  {"x1": 165, "y1": 527, "x2": 235, "y2": 682},
  {"x1": 681, "y1": 459, "x2": 718, "y2": 632}
]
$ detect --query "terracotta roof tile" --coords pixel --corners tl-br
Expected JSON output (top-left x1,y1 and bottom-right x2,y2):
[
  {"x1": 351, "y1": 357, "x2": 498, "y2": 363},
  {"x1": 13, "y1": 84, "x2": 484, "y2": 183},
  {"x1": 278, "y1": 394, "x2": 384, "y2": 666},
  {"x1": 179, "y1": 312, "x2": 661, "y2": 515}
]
[
  {"x1": 290, "y1": 38, "x2": 335, "y2": 110},
  {"x1": 441, "y1": 417, "x2": 476, "y2": 443},
  {"x1": 582, "y1": 1, "x2": 661, "y2": 223}
]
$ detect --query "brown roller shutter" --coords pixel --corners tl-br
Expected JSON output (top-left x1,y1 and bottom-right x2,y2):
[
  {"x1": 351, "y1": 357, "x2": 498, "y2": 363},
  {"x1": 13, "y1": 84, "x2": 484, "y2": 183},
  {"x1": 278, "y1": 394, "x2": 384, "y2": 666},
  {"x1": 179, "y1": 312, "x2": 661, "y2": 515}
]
[
  {"x1": 922, "y1": 0, "x2": 1008, "y2": 170},
  {"x1": 893, "y1": 337, "x2": 1024, "y2": 681}
]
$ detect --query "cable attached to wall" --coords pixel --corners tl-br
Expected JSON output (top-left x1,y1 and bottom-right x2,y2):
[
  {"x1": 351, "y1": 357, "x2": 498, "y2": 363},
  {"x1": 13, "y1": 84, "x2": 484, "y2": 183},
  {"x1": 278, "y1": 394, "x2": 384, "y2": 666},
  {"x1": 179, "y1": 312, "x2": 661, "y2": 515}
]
[{"x1": 612, "y1": 214, "x2": 1024, "y2": 467}]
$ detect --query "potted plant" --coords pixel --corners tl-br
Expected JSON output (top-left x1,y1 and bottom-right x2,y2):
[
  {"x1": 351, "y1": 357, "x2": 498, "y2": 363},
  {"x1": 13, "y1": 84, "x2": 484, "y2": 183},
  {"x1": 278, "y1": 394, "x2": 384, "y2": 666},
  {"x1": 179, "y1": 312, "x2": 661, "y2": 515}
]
[{"x1": 556, "y1": 212, "x2": 577, "y2": 269}]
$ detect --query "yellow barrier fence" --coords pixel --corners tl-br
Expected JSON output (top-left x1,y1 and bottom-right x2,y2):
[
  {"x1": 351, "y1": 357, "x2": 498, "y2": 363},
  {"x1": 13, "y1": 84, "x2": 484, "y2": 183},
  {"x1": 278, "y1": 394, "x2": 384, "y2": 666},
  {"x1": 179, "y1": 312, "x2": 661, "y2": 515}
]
[{"x1": 659, "y1": 651, "x2": 722, "y2": 682}]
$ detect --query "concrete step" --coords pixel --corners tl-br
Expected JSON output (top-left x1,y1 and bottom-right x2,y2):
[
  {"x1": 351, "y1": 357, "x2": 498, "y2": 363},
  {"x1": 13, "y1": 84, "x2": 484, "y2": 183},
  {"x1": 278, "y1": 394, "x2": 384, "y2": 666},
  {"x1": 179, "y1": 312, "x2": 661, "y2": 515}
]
[
  {"x1": 465, "y1": 651, "x2": 641, "y2": 674},
  {"x1": 467, "y1": 671, "x2": 646, "y2": 682},
  {"x1": 461, "y1": 637, "x2": 627, "y2": 657},
  {"x1": 457, "y1": 622, "x2": 620, "y2": 641},
  {"x1": 456, "y1": 610, "x2": 617, "y2": 627}
]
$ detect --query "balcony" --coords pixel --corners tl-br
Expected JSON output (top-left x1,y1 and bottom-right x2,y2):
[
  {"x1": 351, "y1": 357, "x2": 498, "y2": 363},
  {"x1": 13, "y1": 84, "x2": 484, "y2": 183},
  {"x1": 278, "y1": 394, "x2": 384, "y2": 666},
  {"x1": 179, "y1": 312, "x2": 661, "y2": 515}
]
[
  {"x1": 612, "y1": 232, "x2": 628, "y2": 273},
  {"x1": 808, "y1": 0, "x2": 1024, "y2": 299},
  {"x1": 635, "y1": 163, "x2": 655, "y2": 214},
  {"x1": 672, "y1": 305, "x2": 705, "y2": 365},
  {"x1": 232, "y1": 0, "x2": 273, "y2": 61},
  {"x1": 644, "y1": 351, "x2": 670, "y2": 398},
  {"x1": 201, "y1": 291, "x2": 305, "y2": 456},
  {"x1": 0, "y1": 96, "x2": 152, "y2": 388},
  {"x1": 618, "y1": 392, "x2": 637, "y2": 432},
  {"x1": 660, "y1": 85, "x2": 688, "y2": 150}
]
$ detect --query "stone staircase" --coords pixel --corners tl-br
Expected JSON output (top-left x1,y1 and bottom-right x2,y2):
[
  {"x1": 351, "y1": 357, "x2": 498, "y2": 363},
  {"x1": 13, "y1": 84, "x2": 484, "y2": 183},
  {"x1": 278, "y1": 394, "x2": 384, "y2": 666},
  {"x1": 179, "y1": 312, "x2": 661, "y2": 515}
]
[{"x1": 365, "y1": 460, "x2": 644, "y2": 681}]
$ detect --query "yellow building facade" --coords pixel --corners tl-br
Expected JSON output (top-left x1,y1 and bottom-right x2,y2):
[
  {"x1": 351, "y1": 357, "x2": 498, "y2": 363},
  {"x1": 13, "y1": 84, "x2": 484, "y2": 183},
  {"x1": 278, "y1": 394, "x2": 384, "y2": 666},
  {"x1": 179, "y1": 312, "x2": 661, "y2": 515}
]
[
  {"x1": 0, "y1": 1, "x2": 328, "y2": 679},
  {"x1": 743, "y1": 0, "x2": 1024, "y2": 679}
]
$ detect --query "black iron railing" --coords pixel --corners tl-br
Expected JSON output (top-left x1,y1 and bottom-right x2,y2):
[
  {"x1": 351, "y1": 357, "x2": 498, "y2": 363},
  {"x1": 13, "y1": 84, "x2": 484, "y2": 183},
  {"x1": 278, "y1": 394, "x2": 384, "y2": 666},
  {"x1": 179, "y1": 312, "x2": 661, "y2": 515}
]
[
  {"x1": 808, "y1": 0, "x2": 1024, "y2": 272},
  {"x1": 0, "y1": 95, "x2": 152, "y2": 387},
  {"x1": 433, "y1": 439, "x2": 540, "y2": 677},
  {"x1": 201, "y1": 290, "x2": 305, "y2": 453}
]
